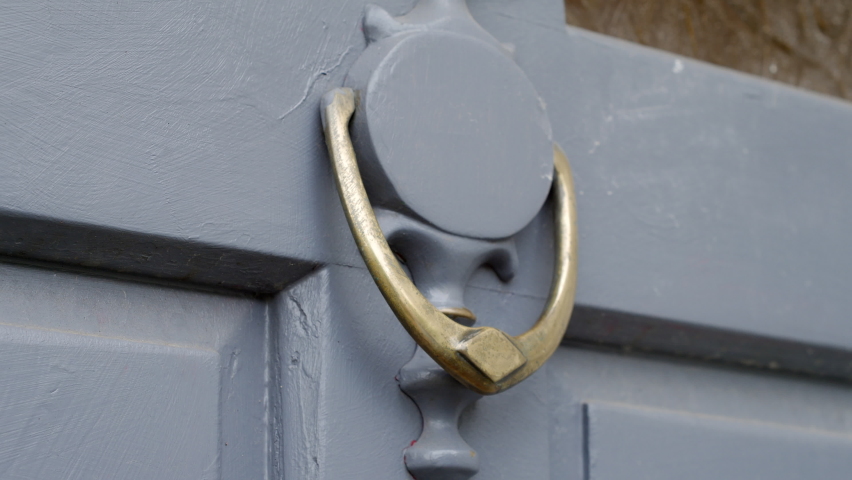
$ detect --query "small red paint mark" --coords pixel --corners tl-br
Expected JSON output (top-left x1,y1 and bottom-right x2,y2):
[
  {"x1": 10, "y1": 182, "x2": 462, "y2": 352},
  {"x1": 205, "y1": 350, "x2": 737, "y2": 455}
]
[{"x1": 409, "y1": 440, "x2": 417, "y2": 447}]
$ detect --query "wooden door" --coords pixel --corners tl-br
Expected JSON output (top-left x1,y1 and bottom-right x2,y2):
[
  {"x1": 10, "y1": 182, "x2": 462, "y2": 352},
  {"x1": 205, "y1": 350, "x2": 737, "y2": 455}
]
[{"x1": 1, "y1": 0, "x2": 851, "y2": 479}]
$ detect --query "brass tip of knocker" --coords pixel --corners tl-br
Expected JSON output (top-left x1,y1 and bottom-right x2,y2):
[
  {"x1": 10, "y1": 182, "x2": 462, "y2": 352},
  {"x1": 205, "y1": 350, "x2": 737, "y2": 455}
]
[{"x1": 458, "y1": 328, "x2": 527, "y2": 383}]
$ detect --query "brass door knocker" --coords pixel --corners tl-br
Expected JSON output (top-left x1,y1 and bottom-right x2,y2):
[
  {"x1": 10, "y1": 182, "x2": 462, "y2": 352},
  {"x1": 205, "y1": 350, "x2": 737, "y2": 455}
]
[{"x1": 321, "y1": 88, "x2": 578, "y2": 395}]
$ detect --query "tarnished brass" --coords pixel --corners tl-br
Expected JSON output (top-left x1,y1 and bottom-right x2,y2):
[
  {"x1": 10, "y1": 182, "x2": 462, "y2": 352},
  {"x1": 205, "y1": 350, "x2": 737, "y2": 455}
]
[
  {"x1": 321, "y1": 88, "x2": 578, "y2": 395},
  {"x1": 439, "y1": 307, "x2": 477, "y2": 322}
]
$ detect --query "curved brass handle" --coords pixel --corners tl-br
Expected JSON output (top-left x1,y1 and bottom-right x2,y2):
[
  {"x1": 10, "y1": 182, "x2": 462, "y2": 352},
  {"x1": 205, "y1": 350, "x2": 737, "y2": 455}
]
[{"x1": 321, "y1": 88, "x2": 578, "y2": 395}]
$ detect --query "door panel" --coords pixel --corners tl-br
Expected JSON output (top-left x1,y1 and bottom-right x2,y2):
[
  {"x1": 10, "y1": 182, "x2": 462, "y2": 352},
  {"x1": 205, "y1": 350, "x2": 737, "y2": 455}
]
[
  {"x1": 549, "y1": 348, "x2": 852, "y2": 479},
  {"x1": 585, "y1": 401, "x2": 852, "y2": 480},
  {"x1": 3, "y1": 0, "x2": 851, "y2": 359},
  {"x1": 0, "y1": 262, "x2": 269, "y2": 479},
  {"x1": 1, "y1": 0, "x2": 851, "y2": 478},
  {"x1": 0, "y1": 325, "x2": 219, "y2": 480},
  {"x1": 272, "y1": 266, "x2": 554, "y2": 480}
]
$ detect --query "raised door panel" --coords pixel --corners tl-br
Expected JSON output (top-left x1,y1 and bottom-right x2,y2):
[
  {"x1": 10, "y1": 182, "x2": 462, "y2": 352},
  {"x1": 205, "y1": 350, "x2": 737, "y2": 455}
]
[
  {"x1": 548, "y1": 348, "x2": 852, "y2": 480},
  {"x1": 0, "y1": 262, "x2": 269, "y2": 479},
  {"x1": 585, "y1": 401, "x2": 852, "y2": 480}
]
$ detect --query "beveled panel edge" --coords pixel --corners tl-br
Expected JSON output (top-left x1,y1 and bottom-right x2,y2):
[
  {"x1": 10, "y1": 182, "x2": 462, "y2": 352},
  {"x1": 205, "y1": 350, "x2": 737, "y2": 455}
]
[
  {"x1": 583, "y1": 400, "x2": 852, "y2": 480},
  {"x1": 565, "y1": 305, "x2": 852, "y2": 383},
  {"x1": 0, "y1": 211, "x2": 317, "y2": 295}
]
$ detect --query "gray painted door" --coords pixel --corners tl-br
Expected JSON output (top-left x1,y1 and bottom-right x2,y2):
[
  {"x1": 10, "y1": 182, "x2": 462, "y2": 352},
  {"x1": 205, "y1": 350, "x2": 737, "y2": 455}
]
[{"x1": 2, "y1": 0, "x2": 851, "y2": 479}]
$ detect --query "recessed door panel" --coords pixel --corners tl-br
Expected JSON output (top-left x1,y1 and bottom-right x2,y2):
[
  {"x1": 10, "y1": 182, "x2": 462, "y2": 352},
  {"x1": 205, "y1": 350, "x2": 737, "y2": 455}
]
[
  {"x1": 586, "y1": 401, "x2": 852, "y2": 479},
  {"x1": 0, "y1": 325, "x2": 220, "y2": 480},
  {"x1": 0, "y1": 262, "x2": 268, "y2": 479}
]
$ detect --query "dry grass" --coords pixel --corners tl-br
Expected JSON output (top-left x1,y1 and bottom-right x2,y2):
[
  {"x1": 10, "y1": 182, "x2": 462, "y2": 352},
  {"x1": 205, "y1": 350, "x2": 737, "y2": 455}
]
[{"x1": 565, "y1": 0, "x2": 852, "y2": 100}]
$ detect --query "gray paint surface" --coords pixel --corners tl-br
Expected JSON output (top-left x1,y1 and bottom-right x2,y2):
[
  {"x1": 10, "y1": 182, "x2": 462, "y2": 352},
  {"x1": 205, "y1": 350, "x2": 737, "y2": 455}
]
[
  {"x1": 0, "y1": 0, "x2": 373, "y2": 272},
  {"x1": 273, "y1": 266, "x2": 552, "y2": 480},
  {"x1": 377, "y1": 207, "x2": 518, "y2": 317},
  {"x1": 548, "y1": 348, "x2": 852, "y2": 480},
  {"x1": 2, "y1": 0, "x2": 852, "y2": 478},
  {"x1": 272, "y1": 268, "x2": 421, "y2": 480},
  {"x1": 344, "y1": 1, "x2": 553, "y2": 239},
  {"x1": 399, "y1": 346, "x2": 482, "y2": 480},
  {"x1": 0, "y1": 262, "x2": 269, "y2": 479},
  {"x1": 585, "y1": 401, "x2": 852, "y2": 480},
  {"x1": 468, "y1": 0, "x2": 852, "y2": 361},
  {"x1": 0, "y1": 324, "x2": 219, "y2": 480},
  {"x1": 564, "y1": 305, "x2": 852, "y2": 383},
  {"x1": 2, "y1": 0, "x2": 852, "y2": 370}
]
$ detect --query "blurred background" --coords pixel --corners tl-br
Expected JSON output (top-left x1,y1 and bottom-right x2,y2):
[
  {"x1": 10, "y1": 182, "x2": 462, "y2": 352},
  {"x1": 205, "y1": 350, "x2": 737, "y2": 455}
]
[{"x1": 564, "y1": 0, "x2": 852, "y2": 101}]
